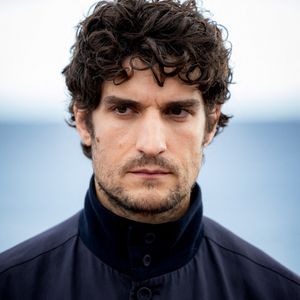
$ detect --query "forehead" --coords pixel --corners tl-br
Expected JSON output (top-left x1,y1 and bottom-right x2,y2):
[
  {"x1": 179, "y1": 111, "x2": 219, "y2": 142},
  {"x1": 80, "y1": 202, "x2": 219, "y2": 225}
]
[{"x1": 101, "y1": 59, "x2": 203, "y2": 105}]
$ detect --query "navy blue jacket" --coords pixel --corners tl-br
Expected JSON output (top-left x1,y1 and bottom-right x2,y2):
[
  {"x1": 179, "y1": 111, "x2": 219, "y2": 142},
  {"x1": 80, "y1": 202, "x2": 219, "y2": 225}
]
[{"x1": 1, "y1": 178, "x2": 299, "y2": 299}]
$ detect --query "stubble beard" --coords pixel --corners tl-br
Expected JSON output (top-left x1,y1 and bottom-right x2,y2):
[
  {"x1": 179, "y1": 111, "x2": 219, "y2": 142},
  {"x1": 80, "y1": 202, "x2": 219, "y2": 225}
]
[
  {"x1": 95, "y1": 176, "x2": 189, "y2": 216},
  {"x1": 92, "y1": 150, "x2": 197, "y2": 220}
]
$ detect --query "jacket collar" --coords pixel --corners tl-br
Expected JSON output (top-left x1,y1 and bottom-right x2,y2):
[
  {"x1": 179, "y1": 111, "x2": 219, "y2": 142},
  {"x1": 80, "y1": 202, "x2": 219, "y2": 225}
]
[{"x1": 79, "y1": 176, "x2": 204, "y2": 281}]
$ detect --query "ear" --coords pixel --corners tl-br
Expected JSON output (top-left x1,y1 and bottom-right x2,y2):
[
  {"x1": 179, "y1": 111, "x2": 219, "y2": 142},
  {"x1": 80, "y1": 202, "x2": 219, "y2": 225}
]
[
  {"x1": 73, "y1": 105, "x2": 92, "y2": 147},
  {"x1": 203, "y1": 105, "x2": 222, "y2": 147}
]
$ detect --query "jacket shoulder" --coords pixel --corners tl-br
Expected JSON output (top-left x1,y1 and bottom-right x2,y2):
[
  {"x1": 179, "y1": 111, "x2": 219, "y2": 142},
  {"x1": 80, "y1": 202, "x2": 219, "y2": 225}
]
[
  {"x1": 202, "y1": 216, "x2": 300, "y2": 285},
  {"x1": 0, "y1": 211, "x2": 81, "y2": 275}
]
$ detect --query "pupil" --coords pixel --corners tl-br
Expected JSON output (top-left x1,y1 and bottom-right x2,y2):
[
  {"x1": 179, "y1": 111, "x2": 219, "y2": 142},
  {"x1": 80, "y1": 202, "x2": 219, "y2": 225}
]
[
  {"x1": 118, "y1": 106, "x2": 127, "y2": 113},
  {"x1": 172, "y1": 107, "x2": 182, "y2": 115}
]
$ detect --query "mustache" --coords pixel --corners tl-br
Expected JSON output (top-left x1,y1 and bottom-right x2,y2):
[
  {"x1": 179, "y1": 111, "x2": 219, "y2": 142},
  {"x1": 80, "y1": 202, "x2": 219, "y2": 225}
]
[{"x1": 120, "y1": 155, "x2": 179, "y2": 175}]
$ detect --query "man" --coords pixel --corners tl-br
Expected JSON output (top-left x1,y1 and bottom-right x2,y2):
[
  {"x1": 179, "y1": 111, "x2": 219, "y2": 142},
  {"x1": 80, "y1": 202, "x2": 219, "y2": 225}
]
[{"x1": 0, "y1": 0, "x2": 299, "y2": 298}]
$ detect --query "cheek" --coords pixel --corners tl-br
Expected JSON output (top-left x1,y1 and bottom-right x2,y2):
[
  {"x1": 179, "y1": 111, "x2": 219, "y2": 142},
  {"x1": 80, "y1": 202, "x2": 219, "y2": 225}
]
[
  {"x1": 93, "y1": 125, "x2": 133, "y2": 161},
  {"x1": 171, "y1": 125, "x2": 204, "y2": 178},
  {"x1": 187, "y1": 135, "x2": 203, "y2": 168},
  {"x1": 173, "y1": 124, "x2": 204, "y2": 155}
]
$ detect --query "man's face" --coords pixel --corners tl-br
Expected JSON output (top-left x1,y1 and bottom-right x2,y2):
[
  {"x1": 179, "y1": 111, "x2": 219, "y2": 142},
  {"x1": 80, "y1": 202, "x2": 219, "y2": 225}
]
[{"x1": 76, "y1": 64, "x2": 217, "y2": 223}]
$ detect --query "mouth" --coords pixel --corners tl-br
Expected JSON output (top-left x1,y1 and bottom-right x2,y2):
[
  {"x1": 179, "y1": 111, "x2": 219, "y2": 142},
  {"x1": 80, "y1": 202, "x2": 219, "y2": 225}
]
[{"x1": 128, "y1": 168, "x2": 171, "y2": 178}]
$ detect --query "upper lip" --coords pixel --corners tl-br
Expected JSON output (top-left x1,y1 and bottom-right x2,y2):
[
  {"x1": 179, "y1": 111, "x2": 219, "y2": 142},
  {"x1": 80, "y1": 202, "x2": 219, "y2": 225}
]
[{"x1": 129, "y1": 168, "x2": 171, "y2": 174}]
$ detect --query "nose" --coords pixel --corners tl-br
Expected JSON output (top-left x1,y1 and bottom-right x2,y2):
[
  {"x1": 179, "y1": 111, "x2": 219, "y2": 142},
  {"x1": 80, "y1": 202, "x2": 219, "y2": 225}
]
[{"x1": 135, "y1": 110, "x2": 167, "y2": 156}]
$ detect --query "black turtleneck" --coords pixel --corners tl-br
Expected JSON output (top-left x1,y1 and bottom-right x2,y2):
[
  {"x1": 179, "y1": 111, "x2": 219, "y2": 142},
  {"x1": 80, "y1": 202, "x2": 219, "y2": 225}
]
[{"x1": 79, "y1": 176, "x2": 204, "y2": 281}]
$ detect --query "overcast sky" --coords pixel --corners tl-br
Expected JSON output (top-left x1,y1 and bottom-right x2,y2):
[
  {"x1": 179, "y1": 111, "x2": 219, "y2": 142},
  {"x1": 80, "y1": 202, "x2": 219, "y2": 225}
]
[{"x1": 0, "y1": 0, "x2": 299, "y2": 122}]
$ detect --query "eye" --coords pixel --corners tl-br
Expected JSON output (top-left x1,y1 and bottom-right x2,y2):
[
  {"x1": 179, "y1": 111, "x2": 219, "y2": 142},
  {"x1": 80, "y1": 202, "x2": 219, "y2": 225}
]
[
  {"x1": 170, "y1": 107, "x2": 185, "y2": 115},
  {"x1": 113, "y1": 104, "x2": 133, "y2": 115},
  {"x1": 166, "y1": 106, "x2": 190, "y2": 118}
]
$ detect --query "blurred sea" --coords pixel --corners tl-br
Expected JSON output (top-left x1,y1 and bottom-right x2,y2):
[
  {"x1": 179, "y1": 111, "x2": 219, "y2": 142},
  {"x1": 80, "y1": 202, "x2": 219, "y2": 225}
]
[{"x1": 0, "y1": 121, "x2": 299, "y2": 274}]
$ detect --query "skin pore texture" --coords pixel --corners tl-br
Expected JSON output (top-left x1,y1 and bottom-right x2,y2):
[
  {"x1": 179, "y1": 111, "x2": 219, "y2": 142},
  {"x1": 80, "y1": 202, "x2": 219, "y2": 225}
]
[{"x1": 75, "y1": 60, "x2": 219, "y2": 224}]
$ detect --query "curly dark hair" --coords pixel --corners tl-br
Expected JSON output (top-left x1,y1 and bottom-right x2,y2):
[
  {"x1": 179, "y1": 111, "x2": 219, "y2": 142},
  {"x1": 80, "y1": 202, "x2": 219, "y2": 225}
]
[{"x1": 63, "y1": 0, "x2": 233, "y2": 159}]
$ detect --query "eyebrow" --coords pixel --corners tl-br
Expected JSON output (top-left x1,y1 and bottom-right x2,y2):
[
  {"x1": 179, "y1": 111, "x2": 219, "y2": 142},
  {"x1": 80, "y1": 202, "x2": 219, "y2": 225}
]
[
  {"x1": 102, "y1": 96, "x2": 143, "y2": 109},
  {"x1": 163, "y1": 99, "x2": 201, "y2": 109},
  {"x1": 102, "y1": 95, "x2": 202, "y2": 109}
]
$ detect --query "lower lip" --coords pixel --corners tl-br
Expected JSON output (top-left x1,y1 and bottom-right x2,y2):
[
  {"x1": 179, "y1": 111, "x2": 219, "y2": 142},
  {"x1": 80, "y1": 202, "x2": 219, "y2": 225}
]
[{"x1": 129, "y1": 172, "x2": 170, "y2": 179}]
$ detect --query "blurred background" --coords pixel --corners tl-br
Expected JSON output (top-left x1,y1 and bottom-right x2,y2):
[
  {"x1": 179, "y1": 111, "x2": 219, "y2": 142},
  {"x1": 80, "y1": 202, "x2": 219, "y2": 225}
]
[{"x1": 0, "y1": 0, "x2": 299, "y2": 274}]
